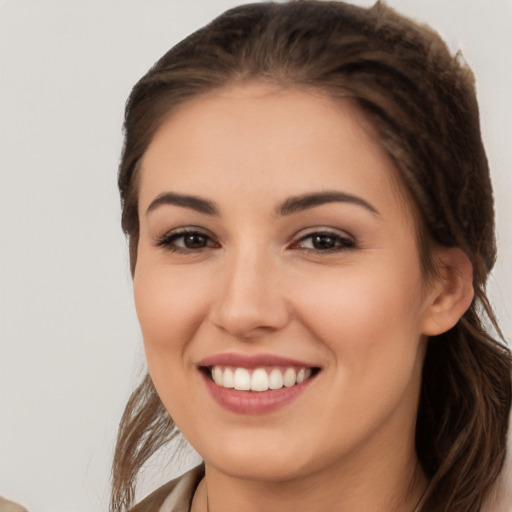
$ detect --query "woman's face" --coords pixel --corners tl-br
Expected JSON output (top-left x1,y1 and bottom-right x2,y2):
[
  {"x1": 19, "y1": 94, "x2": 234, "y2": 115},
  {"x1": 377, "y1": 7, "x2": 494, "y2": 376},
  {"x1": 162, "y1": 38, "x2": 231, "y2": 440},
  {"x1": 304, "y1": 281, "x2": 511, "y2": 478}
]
[{"x1": 134, "y1": 83, "x2": 436, "y2": 482}]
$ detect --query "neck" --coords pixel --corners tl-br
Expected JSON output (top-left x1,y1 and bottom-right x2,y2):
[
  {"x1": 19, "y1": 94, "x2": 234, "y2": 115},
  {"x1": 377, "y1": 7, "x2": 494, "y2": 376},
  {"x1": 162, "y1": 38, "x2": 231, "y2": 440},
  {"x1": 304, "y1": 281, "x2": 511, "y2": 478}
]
[{"x1": 192, "y1": 437, "x2": 427, "y2": 512}]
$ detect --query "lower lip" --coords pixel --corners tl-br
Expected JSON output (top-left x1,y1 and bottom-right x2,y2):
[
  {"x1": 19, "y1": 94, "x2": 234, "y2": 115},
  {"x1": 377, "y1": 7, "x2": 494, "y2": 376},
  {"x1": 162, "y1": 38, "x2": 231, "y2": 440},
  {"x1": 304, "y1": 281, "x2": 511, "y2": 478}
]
[{"x1": 200, "y1": 370, "x2": 316, "y2": 414}]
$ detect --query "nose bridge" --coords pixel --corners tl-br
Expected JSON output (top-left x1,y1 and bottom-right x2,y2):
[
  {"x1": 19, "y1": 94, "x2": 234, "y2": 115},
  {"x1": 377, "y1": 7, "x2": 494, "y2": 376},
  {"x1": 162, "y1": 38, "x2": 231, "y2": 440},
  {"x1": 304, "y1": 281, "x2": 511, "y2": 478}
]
[{"x1": 210, "y1": 243, "x2": 289, "y2": 338}]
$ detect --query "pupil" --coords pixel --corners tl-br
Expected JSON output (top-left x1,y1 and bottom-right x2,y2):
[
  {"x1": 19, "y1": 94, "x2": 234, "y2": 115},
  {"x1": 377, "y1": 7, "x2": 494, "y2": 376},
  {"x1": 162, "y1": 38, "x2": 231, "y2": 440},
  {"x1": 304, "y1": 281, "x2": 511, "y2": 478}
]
[
  {"x1": 185, "y1": 234, "x2": 207, "y2": 248},
  {"x1": 313, "y1": 235, "x2": 335, "y2": 250}
]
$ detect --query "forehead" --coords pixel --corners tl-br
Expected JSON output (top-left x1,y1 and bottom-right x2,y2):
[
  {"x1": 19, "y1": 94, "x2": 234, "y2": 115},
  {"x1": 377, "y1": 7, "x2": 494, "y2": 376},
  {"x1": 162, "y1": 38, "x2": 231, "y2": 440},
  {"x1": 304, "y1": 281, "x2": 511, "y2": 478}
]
[{"x1": 138, "y1": 82, "x2": 410, "y2": 221}]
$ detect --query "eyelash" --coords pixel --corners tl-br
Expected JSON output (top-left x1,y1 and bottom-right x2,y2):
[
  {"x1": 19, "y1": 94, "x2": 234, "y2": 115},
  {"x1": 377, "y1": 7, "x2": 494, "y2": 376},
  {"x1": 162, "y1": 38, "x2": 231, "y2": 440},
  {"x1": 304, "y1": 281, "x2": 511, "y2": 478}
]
[
  {"x1": 291, "y1": 230, "x2": 356, "y2": 253},
  {"x1": 154, "y1": 228, "x2": 356, "y2": 254},
  {"x1": 154, "y1": 229, "x2": 219, "y2": 254}
]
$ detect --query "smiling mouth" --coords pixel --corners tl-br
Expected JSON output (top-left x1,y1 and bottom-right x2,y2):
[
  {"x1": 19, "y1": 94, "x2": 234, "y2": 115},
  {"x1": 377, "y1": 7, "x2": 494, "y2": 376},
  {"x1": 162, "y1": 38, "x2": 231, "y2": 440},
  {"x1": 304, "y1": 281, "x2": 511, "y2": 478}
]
[{"x1": 201, "y1": 365, "x2": 320, "y2": 392}]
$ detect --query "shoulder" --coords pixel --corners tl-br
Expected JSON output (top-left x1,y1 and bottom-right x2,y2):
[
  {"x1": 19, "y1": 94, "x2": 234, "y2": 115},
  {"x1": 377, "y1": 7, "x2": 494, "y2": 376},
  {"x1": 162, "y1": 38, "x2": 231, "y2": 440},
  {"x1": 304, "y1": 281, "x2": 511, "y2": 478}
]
[
  {"x1": 0, "y1": 497, "x2": 29, "y2": 512},
  {"x1": 130, "y1": 465, "x2": 205, "y2": 512}
]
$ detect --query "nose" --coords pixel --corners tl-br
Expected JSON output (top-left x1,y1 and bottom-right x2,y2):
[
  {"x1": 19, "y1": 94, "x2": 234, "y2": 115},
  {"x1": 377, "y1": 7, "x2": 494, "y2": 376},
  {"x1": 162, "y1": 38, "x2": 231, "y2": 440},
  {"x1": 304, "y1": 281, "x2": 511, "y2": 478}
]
[{"x1": 208, "y1": 248, "x2": 291, "y2": 340}]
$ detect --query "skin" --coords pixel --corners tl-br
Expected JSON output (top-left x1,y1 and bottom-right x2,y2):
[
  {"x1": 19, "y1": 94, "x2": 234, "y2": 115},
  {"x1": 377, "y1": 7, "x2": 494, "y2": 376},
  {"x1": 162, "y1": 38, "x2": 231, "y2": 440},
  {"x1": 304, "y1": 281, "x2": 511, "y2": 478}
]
[{"x1": 134, "y1": 83, "x2": 473, "y2": 512}]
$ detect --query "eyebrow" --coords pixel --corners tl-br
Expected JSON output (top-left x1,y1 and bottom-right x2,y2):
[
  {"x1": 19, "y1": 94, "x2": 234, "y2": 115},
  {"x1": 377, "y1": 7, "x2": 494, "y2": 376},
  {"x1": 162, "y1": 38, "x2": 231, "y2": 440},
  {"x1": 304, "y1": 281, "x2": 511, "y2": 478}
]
[
  {"x1": 146, "y1": 192, "x2": 220, "y2": 216},
  {"x1": 277, "y1": 191, "x2": 379, "y2": 216},
  {"x1": 146, "y1": 190, "x2": 378, "y2": 217}
]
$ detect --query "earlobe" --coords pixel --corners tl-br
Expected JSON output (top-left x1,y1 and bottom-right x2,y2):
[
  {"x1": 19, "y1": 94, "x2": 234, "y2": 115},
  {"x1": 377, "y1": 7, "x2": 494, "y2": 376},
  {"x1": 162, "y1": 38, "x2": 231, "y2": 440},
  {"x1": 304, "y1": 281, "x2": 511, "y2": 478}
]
[{"x1": 421, "y1": 247, "x2": 474, "y2": 336}]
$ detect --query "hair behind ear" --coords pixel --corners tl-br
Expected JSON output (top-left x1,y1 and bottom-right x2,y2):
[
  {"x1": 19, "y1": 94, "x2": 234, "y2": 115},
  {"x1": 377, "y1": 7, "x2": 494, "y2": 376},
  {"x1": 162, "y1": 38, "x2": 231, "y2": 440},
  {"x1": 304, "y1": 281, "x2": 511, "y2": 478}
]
[{"x1": 416, "y1": 315, "x2": 511, "y2": 511}]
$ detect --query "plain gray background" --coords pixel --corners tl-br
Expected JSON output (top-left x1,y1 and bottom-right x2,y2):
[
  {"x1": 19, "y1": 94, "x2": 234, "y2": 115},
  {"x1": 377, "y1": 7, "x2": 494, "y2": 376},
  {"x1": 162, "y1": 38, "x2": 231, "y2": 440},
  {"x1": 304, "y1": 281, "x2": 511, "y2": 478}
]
[{"x1": 1, "y1": 0, "x2": 511, "y2": 510}]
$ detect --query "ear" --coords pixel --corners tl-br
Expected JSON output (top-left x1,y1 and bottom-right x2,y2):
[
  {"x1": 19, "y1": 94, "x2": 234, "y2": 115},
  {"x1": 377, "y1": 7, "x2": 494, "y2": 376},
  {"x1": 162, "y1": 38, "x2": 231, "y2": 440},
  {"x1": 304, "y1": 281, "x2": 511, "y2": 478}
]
[{"x1": 421, "y1": 247, "x2": 474, "y2": 336}]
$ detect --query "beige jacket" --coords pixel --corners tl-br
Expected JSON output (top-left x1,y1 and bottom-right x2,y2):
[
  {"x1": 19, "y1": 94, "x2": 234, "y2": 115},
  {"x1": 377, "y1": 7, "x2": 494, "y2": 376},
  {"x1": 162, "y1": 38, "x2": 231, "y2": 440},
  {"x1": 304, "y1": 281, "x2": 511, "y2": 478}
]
[
  {"x1": 0, "y1": 497, "x2": 28, "y2": 512},
  {"x1": 130, "y1": 466, "x2": 205, "y2": 512}
]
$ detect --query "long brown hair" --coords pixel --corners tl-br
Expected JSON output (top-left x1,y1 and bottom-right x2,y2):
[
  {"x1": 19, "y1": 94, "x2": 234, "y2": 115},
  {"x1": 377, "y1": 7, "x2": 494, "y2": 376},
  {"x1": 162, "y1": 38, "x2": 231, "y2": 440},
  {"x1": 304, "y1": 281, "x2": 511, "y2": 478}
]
[{"x1": 112, "y1": 2, "x2": 512, "y2": 510}]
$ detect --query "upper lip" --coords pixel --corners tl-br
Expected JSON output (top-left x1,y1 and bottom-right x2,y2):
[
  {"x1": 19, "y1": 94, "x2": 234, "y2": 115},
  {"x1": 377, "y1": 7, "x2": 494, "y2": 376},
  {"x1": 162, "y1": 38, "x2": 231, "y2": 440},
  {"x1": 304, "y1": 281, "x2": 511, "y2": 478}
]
[{"x1": 198, "y1": 352, "x2": 319, "y2": 369}]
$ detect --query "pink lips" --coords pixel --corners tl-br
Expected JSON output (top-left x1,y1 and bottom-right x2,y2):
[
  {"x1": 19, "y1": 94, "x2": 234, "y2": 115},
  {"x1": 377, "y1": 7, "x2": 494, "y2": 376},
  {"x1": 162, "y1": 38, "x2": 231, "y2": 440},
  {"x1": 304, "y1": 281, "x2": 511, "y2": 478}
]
[
  {"x1": 198, "y1": 352, "x2": 318, "y2": 414},
  {"x1": 198, "y1": 353, "x2": 316, "y2": 369}
]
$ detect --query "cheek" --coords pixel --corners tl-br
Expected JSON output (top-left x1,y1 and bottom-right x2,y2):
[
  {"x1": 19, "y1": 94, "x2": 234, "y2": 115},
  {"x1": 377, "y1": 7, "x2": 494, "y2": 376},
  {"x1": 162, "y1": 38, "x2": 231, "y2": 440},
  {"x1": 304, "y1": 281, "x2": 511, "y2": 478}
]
[
  {"x1": 133, "y1": 259, "x2": 211, "y2": 363},
  {"x1": 132, "y1": 260, "x2": 215, "y2": 426},
  {"x1": 294, "y1": 259, "x2": 426, "y2": 376},
  {"x1": 290, "y1": 265, "x2": 427, "y2": 443}
]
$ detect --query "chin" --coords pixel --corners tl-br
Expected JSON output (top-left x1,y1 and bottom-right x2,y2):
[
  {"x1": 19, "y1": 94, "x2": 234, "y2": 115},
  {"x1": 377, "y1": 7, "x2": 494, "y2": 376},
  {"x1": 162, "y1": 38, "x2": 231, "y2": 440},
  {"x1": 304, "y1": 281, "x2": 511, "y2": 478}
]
[
  {"x1": 198, "y1": 430, "x2": 329, "y2": 483},
  {"x1": 209, "y1": 452, "x2": 311, "y2": 482}
]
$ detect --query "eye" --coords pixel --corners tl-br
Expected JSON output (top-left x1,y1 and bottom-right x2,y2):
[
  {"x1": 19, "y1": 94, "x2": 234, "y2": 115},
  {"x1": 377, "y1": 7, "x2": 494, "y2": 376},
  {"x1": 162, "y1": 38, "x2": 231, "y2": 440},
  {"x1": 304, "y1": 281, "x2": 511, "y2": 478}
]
[
  {"x1": 291, "y1": 230, "x2": 356, "y2": 252},
  {"x1": 154, "y1": 229, "x2": 219, "y2": 253}
]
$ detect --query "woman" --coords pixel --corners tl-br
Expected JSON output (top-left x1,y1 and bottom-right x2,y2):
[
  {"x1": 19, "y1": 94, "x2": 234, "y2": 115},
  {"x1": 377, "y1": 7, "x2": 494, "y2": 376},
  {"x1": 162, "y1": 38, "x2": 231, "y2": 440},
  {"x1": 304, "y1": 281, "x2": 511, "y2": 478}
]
[{"x1": 111, "y1": 1, "x2": 512, "y2": 511}]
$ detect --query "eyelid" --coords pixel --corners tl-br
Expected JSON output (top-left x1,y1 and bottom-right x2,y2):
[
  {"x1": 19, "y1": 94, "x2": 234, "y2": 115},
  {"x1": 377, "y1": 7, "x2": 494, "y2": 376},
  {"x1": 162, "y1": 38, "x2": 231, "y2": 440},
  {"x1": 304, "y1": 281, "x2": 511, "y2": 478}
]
[
  {"x1": 291, "y1": 226, "x2": 354, "y2": 242},
  {"x1": 288, "y1": 227, "x2": 357, "y2": 252},
  {"x1": 153, "y1": 226, "x2": 220, "y2": 252}
]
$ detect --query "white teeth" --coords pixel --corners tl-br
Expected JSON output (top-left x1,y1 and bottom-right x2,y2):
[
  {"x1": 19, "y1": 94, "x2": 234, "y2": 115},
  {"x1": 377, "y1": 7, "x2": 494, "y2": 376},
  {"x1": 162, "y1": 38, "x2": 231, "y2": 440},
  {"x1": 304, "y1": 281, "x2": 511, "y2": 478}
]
[
  {"x1": 223, "y1": 368, "x2": 234, "y2": 388},
  {"x1": 210, "y1": 365, "x2": 314, "y2": 391},
  {"x1": 212, "y1": 366, "x2": 223, "y2": 386},
  {"x1": 268, "y1": 368, "x2": 284, "y2": 389},
  {"x1": 233, "y1": 368, "x2": 251, "y2": 390},
  {"x1": 251, "y1": 369, "x2": 269, "y2": 392},
  {"x1": 283, "y1": 368, "x2": 297, "y2": 388}
]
